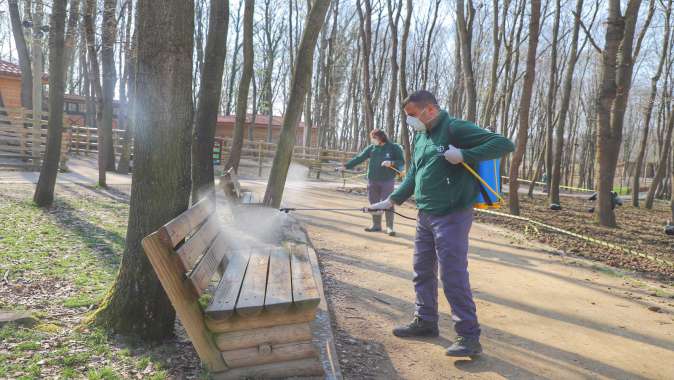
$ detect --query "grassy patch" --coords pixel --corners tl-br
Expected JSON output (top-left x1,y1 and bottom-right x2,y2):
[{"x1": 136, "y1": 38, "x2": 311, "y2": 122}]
[
  {"x1": 87, "y1": 366, "x2": 121, "y2": 380},
  {"x1": 63, "y1": 294, "x2": 101, "y2": 308},
  {"x1": 589, "y1": 263, "x2": 624, "y2": 277},
  {"x1": 0, "y1": 185, "x2": 181, "y2": 378}
]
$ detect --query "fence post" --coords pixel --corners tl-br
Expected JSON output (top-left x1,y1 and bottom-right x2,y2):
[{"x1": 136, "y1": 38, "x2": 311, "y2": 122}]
[
  {"x1": 86, "y1": 128, "x2": 92, "y2": 154},
  {"x1": 60, "y1": 126, "x2": 70, "y2": 171},
  {"x1": 31, "y1": 109, "x2": 42, "y2": 168},
  {"x1": 258, "y1": 141, "x2": 263, "y2": 177}
]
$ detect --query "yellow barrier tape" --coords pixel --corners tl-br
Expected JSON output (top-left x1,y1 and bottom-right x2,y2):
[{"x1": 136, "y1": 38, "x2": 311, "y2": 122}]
[
  {"x1": 501, "y1": 176, "x2": 594, "y2": 193},
  {"x1": 475, "y1": 208, "x2": 674, "y2": 268}
]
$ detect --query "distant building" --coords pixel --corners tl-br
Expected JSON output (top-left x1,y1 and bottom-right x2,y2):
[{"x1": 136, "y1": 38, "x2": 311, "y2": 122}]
[
  {"x1": 0, "y1": 59, "x2": 317, "y2": 145},
  {"x1": 216, "y1": 114, "x2": 317, "y2": 146}
]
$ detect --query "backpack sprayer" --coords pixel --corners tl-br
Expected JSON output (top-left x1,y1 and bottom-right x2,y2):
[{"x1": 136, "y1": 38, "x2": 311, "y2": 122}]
[{"x1": 463, "y1": 159, "x2": 504, "y2": 209}]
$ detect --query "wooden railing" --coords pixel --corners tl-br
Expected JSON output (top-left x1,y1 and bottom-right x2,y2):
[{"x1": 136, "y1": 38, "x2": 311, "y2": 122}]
[
  {"x1": 214, "y1": 137, "x2": 357, "y2": 164},
  {"x1": 0, "y1": 106, "x2": 69, "y2": 170},
  {"x1": 68, "y1": 125, "x2": 128, "y2": 155}
]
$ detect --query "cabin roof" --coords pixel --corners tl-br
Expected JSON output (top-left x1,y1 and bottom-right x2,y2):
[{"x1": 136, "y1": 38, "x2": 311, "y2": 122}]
[{"x1": 0, "y1": 59, "x2": 49, "y2": 80}]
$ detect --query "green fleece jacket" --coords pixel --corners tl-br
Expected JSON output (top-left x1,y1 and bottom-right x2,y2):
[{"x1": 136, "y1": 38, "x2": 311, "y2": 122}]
[
  {"x1": 390, "y1": 110, "x2": 515, "y2": 215},
  {"x1": 345, "y1": 141, "x2": 404, "y2": 181}
]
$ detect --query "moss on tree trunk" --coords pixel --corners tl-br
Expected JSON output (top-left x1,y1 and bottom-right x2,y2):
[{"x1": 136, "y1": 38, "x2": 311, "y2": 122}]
[{"x1": 90, "y1": 0, "x2": 194, "y2": 340}]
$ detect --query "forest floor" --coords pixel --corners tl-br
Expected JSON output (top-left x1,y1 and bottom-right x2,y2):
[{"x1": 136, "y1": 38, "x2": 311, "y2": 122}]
[
  {"x1": 2, "y1": 158, "x2": 674, "y2": 379},
  {"x1": 261, "y1": 179, "x2": 674, "y2": 379}
]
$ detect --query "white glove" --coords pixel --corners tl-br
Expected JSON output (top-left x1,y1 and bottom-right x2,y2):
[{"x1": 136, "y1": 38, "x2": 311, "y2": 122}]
[
  {"x1": 381, "y1": 160, "x2": 393, "y2": 167},
  {"x1": 369, "y1": 198, "x2": 393, "y2": 210},
  {"x1": 443, "y1": 145, "x2": 464, "y2": 165}
]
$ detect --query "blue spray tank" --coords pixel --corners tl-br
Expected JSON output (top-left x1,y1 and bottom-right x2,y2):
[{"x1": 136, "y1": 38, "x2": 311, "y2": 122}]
[{"x1": 462, "y1": 160, "x2": 503, "y2": 209}]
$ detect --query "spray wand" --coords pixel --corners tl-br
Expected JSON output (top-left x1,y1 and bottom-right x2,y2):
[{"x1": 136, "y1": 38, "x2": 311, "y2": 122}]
[{"x1": 279, "y1": 207, "x2": 417, "y2": 220}]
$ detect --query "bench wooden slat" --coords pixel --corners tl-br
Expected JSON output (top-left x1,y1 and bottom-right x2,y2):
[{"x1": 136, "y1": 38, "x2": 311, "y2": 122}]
[
  {"x1": 220, "y1": 341, "x2": 317, "y2": 369},
  {"x1": 159, "y1": 197, "x2": 213, "y2": 248},
  {"x1": 235, "y1": 249, "x2": 271, "y2": 317},
  {"x1": 141, "y1": 232, "x2": 228, "y2": 372},
  {"x1": 212, "y1": 357, "x2": 324, "y2": 380},
  {"x1": 188, "y1": 233, "x2": 229, "y2": 295},
  {"x1": 289, "y1": 244, "x2": 320, "y2": 310},
  {"x1": 176, "y1": 215, "x2": 220, "y2": 271},
  {"x1": 263, "y1": 248, "x2": 293, "y2": 313},
  {"x1": 214, "y1": 323, "x2": 312, "y2": 351},
  {"x1": 205, "y1": 250, "x2": 251, "y2": 320},
  {"x1": 205, "y1": 307, "x2": 316, "y2": 333}
]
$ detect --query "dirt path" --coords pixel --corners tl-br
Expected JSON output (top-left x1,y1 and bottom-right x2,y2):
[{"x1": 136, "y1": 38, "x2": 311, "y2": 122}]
[{"x1": 244, "y1": 180, "x2": 674, "y2": 380}]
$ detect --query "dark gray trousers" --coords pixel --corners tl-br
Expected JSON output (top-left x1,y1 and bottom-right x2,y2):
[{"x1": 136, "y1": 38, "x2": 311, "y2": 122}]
[{"x1": 367, "y1": 179, "x2": 395, "y2": 229}]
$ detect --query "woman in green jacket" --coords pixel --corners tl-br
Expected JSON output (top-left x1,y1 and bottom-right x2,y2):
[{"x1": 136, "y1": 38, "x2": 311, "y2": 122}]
[{"x1": 341, "y1": 129, "x2": 404, "y2": 236}]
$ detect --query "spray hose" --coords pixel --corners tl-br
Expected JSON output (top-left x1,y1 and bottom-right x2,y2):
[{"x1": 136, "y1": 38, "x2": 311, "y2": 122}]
[{"x1": 279, "y1": 207, "x2": 417, "y2": 221}]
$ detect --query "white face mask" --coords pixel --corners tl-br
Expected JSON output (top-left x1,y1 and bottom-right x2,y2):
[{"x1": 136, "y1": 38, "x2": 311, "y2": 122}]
[
  {"x1": 371, "y1": 138, "x2": 380, "y2": 145},
  {"x1": 406, "y1": 108, "x2": 429, "y2": 132},
  {"x1": 407, "y1": 115, "x2": 426, "y2": 132}
]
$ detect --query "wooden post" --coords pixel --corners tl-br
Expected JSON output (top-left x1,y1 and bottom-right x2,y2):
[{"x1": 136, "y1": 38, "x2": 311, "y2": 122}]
[
  {"x1": 60, "y1": 127, "x2": 70, "y2": 171},
  {"x1": 87, "y1": 128, "x2": 92, "y2": 154},
  {"x1": 258, "y1": 141, "x2": 263, "y2": 177}
]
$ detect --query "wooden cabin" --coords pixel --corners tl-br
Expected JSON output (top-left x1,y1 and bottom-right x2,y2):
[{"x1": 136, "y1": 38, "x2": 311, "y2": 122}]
[{"x1": 216, "y1": 114, "x2": 318, "y2": 146}]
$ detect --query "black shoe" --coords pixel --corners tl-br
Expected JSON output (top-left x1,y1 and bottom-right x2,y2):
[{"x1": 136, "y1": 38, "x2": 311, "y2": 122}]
[
  {"x1": 386, "y1": 228, "x2": 396, "y2": 236},
  {"x1": 364, "y1": 226, "x2": 382, "y2": 232},
  {"x1": 446, "y1": 336, "x2": 482, "y2": 357},
  {"x1": 392, "y1": 317, "x2": 439, "y2": 337}
]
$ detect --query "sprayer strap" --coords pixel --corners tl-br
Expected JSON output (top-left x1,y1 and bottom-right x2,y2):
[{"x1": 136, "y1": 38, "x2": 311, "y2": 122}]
[{"x1": 477, "y1": 182, "x2": 494, "y2": 206}]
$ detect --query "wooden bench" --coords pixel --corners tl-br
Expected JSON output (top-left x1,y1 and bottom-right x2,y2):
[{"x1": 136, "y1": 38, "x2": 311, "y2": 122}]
[
  {"x1": 142, "y1": 197, "x2": 324, "y2": 378},
  {"x1": 218, "y1": 168, "x2": 255, "y2": 204}
]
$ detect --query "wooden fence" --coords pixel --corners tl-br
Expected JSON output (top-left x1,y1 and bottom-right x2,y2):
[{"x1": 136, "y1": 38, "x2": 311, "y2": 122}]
[
  {"x1": 68, "y1": 125, "x2": 128, "y2": 155},
  {"x1": 0, "y1": 106, "x2": 70, "y2": 171},
  {"x1": 65, "y1": 129, "x2": 357, "y2": 172}
]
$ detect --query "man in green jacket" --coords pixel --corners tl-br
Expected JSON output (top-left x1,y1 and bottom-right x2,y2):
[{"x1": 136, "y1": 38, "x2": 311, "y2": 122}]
[
  {"x1": 369, "y1": 91, "x2": 514, "y2": 357},
  {"x1": 341, "y1": 129, "x2": 404, "y2": 236}
]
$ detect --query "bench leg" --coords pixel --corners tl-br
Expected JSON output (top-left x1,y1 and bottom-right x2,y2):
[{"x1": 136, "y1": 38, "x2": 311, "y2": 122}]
[{"x1": 142, "y1": 232, "x2": 228, "y2": 372}]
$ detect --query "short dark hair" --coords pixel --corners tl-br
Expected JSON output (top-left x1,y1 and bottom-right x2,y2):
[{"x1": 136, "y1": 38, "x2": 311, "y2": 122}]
[
  {"x1": 403, "y1": 90, "x2": 439, "y2": 108},
  {"x1": 370, "y1": 129, "x2": 388, "y2": 143}
]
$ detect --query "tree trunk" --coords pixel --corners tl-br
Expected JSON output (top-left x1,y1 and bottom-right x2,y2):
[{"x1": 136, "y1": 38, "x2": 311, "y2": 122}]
[
  {"x1": 455, "y1": 0, "x2": 476, "y2": 122},
  {"x1": 102, "y1": 0, "x2": 118, "y2": 173},
  {"x1": 544, "y1": 0, "x2": 561, "y2": 192},
  {"x1": 63, "y1": 0, "x2": 80, "y2": 84},
  {"x1": 550, "y1": 0, "x2": 583, "y2": 205},
  {"x1": 84, "y1": 0, "x2": 106, "y2": 186},
  {"x1": 595, "y1": 0, "x2": 642, "y2": 227},
  {"x1": 481, "y1": 0, "x2": 506, "y2": 127},
  {"x1": 671, "y1": 139, "x2": 674, "y2": 222},
  {"x1": 31, "y1": 0, "x2": 45, "y2": 169},
  {"x1": 645, "y1": 106, "x2": 674, "y2": 208},
  {"x1": 117, "y1": 2, "x2": 135, "y2": 175},
  {"x1": 632, "y1": 0, "x2": 671, "y2": 207},
  {"x1": 8, "y1": 0, "x2": 33, "y2": 108},
  {"x1": 263, "y1": 0, "x2": 331, "y2": 208},
  {"x1": 508, "y1": 0, "x2": 541, "y2": 215},
  {"x1": 191, "y1": 0, "x2": 229, "y2": 202},
  {"x1": 224, "y1": 0, "x2": 254, "y2": 173},
  {"x1": 224, "y1": 3, "x2": 243, "y2": 116},
  {"x1": 90, "y1": 0, "x2": 194, "y2": 339},
  {"x1": 33, "y1": 0, "x2": 67, "y2": 207},
  {"x1": 356, "y1": 0, "x2": 374, "y2": 134},
  {"x1": 398, "y1": 0, "x2": 412, "y2": 168},
  {"x1": 385, "y1": 0, "x2": 402, "y2": 139},
  {"x1": 421, "y1": 0, "x2": 440, "y2": 91}
]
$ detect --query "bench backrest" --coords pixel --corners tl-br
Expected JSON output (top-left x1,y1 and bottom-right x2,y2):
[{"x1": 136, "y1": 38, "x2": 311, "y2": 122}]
[{"x1": 142, "y1": 196, "x2": 228, "y2": 372}]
